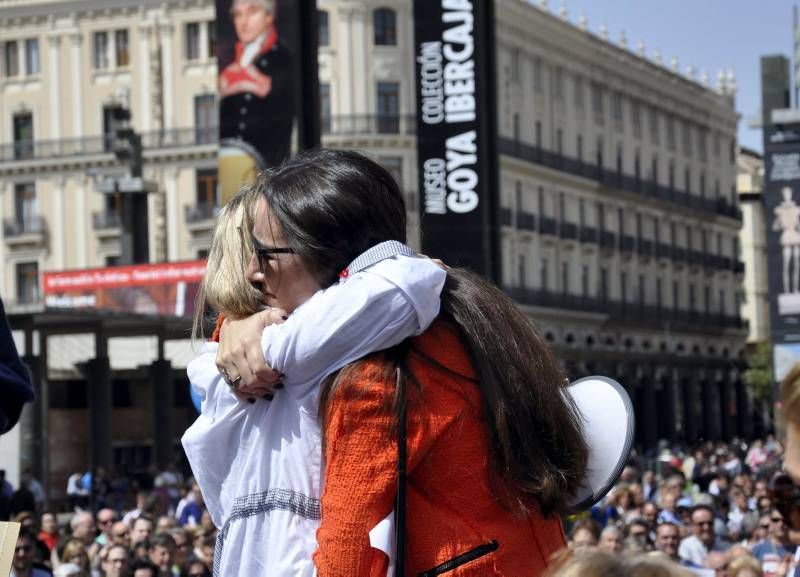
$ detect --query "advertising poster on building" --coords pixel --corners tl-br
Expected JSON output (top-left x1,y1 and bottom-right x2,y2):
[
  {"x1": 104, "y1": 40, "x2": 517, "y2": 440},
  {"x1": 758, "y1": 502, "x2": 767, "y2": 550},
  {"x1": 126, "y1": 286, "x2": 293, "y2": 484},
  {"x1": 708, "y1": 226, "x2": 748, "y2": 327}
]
[
  {"x1": 765, "y1": 125, "x2": 800, "y2": 347},
  {"x1": 413, "y1": 0, "x2": 500, "y2": 279},
  {"x1": 42, "y1": 261, "x2": 206, "y2": 318},
  {"x1": 216, "y1": 0, "x2": 318, "y2": 203}
]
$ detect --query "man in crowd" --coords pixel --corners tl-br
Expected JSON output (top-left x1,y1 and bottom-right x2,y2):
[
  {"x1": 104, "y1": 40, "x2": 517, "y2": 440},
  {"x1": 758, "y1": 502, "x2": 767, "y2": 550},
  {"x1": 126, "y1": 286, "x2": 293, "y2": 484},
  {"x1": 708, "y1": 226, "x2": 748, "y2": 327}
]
[
  {"x1": 654, "y1": 521, "x2": 682, "y2": 563},
  {"x1": 131, "y1": 516, "x2": 154, "y2": 547},
  {"x1": 128, "y1": 558, "x2": 160, "y2": 577},
  {"x1": 178, "y1": 483, "x2": 206, "y2": 527},
  {"x1": 147, "y1": 533, "x2": 176, "y2": 577},
  {"x1": 95, "y1": 508, "x2": 117, "y2": 547},
  {"x1": 108, "y1": 520, "x2": 131, "y2": 550},
  {"x1": 598, "y1": 525, "x2": 624, "y2": 554},
  {"x1": 10, "y1": 528, "x2": 50, "y2": 577},
  {"x1": 69, "y1": 510, "x2": 100, "y2": 561},
  {"x1": 678, "y1": 504, "x2": 730, "y2": 566},
  {"x1": 100, "y1": 543, "x2": 129, "y2": 577}
]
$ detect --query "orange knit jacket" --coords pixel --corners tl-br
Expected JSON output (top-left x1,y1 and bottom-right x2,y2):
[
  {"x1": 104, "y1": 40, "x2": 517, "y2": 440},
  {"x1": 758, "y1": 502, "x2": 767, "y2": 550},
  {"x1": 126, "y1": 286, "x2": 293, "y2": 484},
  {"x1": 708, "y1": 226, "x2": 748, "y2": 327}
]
[{"x1": 314, "y1": 320, "x2": 567, "y2": 576}]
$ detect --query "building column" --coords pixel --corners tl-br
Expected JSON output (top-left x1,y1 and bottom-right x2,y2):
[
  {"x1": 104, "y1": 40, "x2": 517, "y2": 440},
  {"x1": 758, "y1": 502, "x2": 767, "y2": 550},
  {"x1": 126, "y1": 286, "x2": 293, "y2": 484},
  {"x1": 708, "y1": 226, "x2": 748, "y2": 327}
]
[
  {"x1": 86, "y1": 327, "x2": 112, "y2": 495},
  {"x1": 150, "y1": 337, "x2": 174, "y2": 469},
  {"x1": 138, "y1": 23, "x2": 153, "y2": 132},
  {"x1": 69, "y1": 32, "x2": 83, "y2": 137},
  {"x1": 76, "y1": 177, "x2": 88, "y2": 268},
  {"x1": 351, "y1": 5, "x2": 369, "y2": 115},
  {"x1": 337, "y1": 6, "x2": 354, "y2": 116},
  {"x1": 164, "y1": 168, "x2": 179, "y2": 262},
  {"x1": 47, "y1": 33, "x2": 62, "y2": 142},
  {"x1": 700, "y1": 371, "x2": 716, "y2": 440},
  {"x1": 682, "y1": 370, "x2": 699, "y2": 442},
  {"x1": 159, "y1": 22, "x2": 175, "y2": 130},
  {"x1": 734, "y1": 374, "x2": 751, "y2": 439},
  {"x1": 717, "y1": 368, "x2": 733, "y2": 441},
  {"x1": 51, "y1": 177, "x2": 65, "y2": 270}
]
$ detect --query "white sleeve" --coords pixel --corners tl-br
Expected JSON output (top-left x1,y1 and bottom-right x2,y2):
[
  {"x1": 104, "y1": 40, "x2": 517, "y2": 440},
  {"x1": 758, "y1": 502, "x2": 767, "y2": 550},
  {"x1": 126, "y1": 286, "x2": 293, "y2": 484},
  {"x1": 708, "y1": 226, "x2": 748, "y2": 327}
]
[{"x1": 261, "y1": 255, "x2": 446, "y2": 397}]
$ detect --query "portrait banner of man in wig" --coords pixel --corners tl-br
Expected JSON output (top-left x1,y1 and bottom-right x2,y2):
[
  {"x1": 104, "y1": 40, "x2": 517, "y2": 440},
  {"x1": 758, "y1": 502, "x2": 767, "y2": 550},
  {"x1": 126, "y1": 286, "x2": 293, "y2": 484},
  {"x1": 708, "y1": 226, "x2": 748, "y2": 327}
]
[{"x1": 216, "y1": 0, "x2": 318, "y2": 202}]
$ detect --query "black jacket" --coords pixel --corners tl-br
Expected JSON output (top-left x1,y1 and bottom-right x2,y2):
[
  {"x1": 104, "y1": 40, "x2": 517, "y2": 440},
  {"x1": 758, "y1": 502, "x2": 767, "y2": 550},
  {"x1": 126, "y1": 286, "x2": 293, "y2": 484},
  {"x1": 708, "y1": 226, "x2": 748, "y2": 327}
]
[{"x1": 0, "y1": 297, "x2": 34, "y2": 433}]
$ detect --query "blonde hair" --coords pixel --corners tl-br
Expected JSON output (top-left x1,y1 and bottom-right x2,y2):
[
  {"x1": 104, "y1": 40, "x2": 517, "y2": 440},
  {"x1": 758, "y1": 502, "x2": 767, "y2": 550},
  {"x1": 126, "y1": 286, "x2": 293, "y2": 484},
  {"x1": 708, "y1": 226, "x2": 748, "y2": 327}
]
[
  {"x1": 192, "y1": 185, "x2": 264, "y2": 339},
  {"x1": 728, "y1": 555, "x2": 763, "y2": 577},
  {"x1": 546, "y1": 550, "x2": 694, "y2": 577},
  {"x1": 781, "y1": 363, "x2": 800, "y2": 427}
]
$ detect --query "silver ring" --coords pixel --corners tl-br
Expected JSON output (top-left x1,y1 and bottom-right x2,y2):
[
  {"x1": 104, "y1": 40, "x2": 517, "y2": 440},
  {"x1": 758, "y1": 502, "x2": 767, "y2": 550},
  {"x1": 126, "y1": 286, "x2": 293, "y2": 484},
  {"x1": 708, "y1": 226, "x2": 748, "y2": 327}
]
[{"x1": 228, "y1": 375, "x2": 242, "y2": 390}]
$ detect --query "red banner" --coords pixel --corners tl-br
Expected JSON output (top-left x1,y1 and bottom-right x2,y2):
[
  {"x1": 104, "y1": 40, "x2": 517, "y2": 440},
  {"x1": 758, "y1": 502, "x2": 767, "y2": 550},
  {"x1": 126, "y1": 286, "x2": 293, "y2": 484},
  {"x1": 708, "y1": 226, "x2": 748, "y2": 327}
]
[{"x1": 42, "y1": 261, "x2": 206, "y2": 317}]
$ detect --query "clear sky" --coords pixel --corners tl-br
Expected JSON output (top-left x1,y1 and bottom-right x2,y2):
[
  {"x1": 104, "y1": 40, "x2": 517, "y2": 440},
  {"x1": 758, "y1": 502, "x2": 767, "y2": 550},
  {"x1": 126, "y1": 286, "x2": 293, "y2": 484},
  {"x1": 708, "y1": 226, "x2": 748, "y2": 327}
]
[{"x1": 548, "y1": 0, "x2": 797, "y2": 153}]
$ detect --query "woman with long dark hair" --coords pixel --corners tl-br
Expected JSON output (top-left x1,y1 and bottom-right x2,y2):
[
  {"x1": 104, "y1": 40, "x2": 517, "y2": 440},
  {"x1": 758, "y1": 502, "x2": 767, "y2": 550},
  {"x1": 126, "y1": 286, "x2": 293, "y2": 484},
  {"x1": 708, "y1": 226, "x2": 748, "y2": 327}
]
[{"x1": 216, "y1": 149, "x2": 589, "y2": 575}]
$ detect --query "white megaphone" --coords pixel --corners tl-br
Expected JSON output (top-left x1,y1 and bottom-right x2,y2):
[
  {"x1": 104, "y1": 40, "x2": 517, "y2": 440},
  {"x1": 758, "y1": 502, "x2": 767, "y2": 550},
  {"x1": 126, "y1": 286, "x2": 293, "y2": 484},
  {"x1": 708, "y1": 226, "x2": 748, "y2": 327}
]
[{"x1": 565, "y1": 376, "x2": 635, "y2": 513}]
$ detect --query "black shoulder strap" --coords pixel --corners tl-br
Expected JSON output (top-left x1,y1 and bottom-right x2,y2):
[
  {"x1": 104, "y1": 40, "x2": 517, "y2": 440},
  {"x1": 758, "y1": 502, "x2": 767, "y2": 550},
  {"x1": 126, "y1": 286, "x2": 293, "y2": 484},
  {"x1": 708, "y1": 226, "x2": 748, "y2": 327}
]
[{"x1": 395, "y1": 365, "x2": 407, "y2": 576}]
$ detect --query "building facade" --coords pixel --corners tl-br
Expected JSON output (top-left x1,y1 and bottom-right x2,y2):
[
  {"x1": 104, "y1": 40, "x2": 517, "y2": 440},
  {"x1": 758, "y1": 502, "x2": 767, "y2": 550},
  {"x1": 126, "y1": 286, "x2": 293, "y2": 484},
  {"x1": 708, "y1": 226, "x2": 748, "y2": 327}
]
[{"x1": 0, "y1": 0, "x2": 749, "y2": 497}]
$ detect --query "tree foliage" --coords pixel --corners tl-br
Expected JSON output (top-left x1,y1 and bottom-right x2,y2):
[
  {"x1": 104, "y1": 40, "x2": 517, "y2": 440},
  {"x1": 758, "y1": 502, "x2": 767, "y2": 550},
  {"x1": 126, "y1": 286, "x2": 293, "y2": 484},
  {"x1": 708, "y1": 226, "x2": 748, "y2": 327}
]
[{"x1": 743, "y1": 341, "x2": 774, "y2": 403}]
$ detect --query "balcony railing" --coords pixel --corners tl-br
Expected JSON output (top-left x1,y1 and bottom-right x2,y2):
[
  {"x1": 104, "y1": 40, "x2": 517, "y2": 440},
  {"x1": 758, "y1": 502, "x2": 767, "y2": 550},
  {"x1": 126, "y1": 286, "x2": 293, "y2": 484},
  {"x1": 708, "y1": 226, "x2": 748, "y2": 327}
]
[
  {"x1": 516, "y1": 211, "x2": 536, "y2": 231},
  {"x1": 504, "y1": 285, "x2": 747, "y2": 332},
  {"x1": 559, "y1": 222, "x2": 578, "y2": 240},
  {"x1": 599, "y1": 230, "x2": 616, "y2": 249},
  {"x1": 321, "y1": 115, "x2": 416, "y2": 136},
  {"x1": 92, "y1": 211, "x2": 121, "y2": 230},
  {"x1": 4, "y1": 216, "x2": 46, "y2": 237},
  {"x1": 498, "y1": 137, "x2": 742, "y2": 221},
  {"x1": 500, "y1": 207, "x2": 512, "y2": 226},
  {"x1": 579, "y1": 227, "x2": 597, "y2": 244},
  {"x1": 620, "y1": 235, "x2": 635, "y2": 252},
  {"x1": 637, "y1": 239, "x2": 654, "y2": 257},
  {"x1": 539, "y1": 216, "x2": 557, "y2": 236},
  {"x1": 185, "y1": 202, "x2": 219, "y2": 224}
]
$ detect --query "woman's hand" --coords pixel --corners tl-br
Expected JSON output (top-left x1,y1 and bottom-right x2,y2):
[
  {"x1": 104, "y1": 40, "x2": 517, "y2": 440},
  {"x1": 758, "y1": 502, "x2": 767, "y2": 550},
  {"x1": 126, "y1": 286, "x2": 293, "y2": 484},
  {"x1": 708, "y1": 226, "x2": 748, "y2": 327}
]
[{"x1": 216, "y1": 308, "x2": 287, "y2": 401}]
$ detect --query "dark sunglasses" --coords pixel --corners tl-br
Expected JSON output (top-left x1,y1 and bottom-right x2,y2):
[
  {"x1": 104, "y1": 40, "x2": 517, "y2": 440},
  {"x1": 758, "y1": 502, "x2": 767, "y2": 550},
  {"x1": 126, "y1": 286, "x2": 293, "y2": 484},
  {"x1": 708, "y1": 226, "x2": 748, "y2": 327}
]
[
  {"x1": 759, "y1": 524, "x2": 770, "y2": 529},
  {"x1": 771, "y1": 516, "x2": 786, "y2": 523}
]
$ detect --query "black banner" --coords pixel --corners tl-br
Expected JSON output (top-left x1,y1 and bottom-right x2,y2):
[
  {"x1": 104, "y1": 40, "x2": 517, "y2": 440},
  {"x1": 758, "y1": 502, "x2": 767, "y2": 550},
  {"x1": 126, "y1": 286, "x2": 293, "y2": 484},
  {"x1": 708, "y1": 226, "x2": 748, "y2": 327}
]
[
  {"x1": 413, "y1": 0, "x2": 500, "y2": 280},
  {"x1": 216, "y1": 0, "x2": 318, "y2": 203},
  {"x1": 765, "y1": 125, "x2": 800, "y2": 345}
]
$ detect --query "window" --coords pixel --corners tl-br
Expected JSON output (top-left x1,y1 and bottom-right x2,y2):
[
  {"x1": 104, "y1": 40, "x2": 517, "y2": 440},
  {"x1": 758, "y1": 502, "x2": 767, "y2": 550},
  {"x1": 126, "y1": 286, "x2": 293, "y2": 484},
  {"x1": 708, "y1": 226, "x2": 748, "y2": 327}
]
[
  {"x1": 4, "y1": 41, "x2": 19, "y2": 77},
  {"x1": 591, "y1": 82, "x2": 604, "y2": 122},
  {"x1": 620, "y1": 271, "x2": 628, "y2": 303},
  {"x1": 518, "y1": 255, "x2": 527, "y2": 287},
  {"x1": 700, "y1": 172, "x2": 706, "y2": 197},
  {"x1": 683, "y1": 121, "x2": 693, "y2": 156},
  {"x1": 553, "y1": 66, "x2": 564, "y2": 99},
  {"x1": 318, "y1": 10, "x2": 330, "y2": 47},
  {"x1": 376, "y1": 82, "x2": 399, "y2": 133},
  {"x1": 195, "y1": 169, "x2": 218, "y2": 208},
  {"x1": 185, "y1": 22, "x2": 200, "y2": 60},
  {"x1": 373, "y1": 8, "x2": 397, "y2": 46},
  {"x1": 513, "y1": 114, "x2": 520, "y2": 141},
  {"x1": 582, "y1": 265, "x2": 589, "y2": 297},
  {"x1": 668, "y1": 161, "x2": 675, "y2": 189},
  {"x1": 13, "y1": 112, "x2": 33, "y2": 160},
  {"x1": 14, "y1": 182, "x2": 37, "y2": 229},
  {"x1": 561, "y1": 262, "x2": 569, "y2": 294},
  {"x1": 24, "y1": 39, "x2": 39, "y2": 75},
  {"x1": 651, "y1": 155, "x2": 659, "y2": 183},
  {"x1": 533, "y1": 58, "x2": 543, "y2": 92},
  {"x1": 16, "y1": 262, "x2": 39, "y2": 304},
  {"x1": 535, "y1": 121, "x2": 542, "y2": 147},
  {"x1": 380, "y1": 157, "x2": 403, "y2": 188},
  {"x1": 114, "y1": 30, "x2": 129, "y2": 67},
  {"x1": 573, "y1": 74, "x2": 583, "y2": 107},
  {"x1": 684, "y1": 168, "x2": 691, "y2": 192},
  {"x1": 577, "y1": 134, "x2": 583, "y2": 161},
  {"x1": 631, "y1": 100, "x2": 641, "y2": 138},
  {"x1": 673, "y1": 280, "x2": 680, "y2": 309},
  {"x1": 556, "y1": 128, "x2": 563, "y2": 155},
  {"x1": 713, "y1": 131, "x2": 721, "y2": 157},
  {"x1": 649, "y1": 106, "x2": 659, "y2": 144},
  {"x1": 616, "y1": 145, "x2": 623, "y2": 175},
  {"x1": 656, "y1": 277, "x2": 663, "y2": 308},
  {"x1": 638, "y1": 274, "x2": 646, "y2": 304},
  {"x1": 93, "y1": 32, "x2": 109, "y2": 69},
  {"x1": 510, "y1": 49, "x2": 520, "y2": 83},
  {"x1": 319, "y1": 83, "x2": 331, "y2": 133},
  {"x1": 666, "y1": 115, "x2": 675, "y2": 150},
  {"x1": 194, "y1": 94, "x2": 217, "y2": 143},
  {"x1": 207, "y1": 22, "x2": 217, "y2": 58},
  {"x1": 596, "y1": 137, "x2": 604, "y2": 168},
  {"x1": 612, "y1": 92, "x2": 623, "y2": 126},
  {"x1": 102, "y1": 104, "x2": 117, "y2": 150},
  {"x1": 600, "y1": 267, "x2": 608, "y2": 301},
  {"x1": 698, "y1": 129, "x2": 707, "y2": 162},
  {"x1": 540, "y1": 258, "x2": 549, "y2": 290}
]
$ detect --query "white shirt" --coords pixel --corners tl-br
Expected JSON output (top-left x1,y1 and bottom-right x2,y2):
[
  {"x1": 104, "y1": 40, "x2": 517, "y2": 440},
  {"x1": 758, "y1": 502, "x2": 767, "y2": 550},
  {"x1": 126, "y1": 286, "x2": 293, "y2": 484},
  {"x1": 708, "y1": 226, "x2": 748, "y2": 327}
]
[{"x1": 181, "y1": 251, "x2": 445, "y2": 577}]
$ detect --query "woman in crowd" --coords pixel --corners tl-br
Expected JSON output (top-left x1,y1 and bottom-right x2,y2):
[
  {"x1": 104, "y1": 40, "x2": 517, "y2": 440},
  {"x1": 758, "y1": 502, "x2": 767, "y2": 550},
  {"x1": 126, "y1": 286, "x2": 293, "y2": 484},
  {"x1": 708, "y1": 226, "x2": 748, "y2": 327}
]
[{"x1": 214, "y1": 149, "x2": 589, "y2": 575}]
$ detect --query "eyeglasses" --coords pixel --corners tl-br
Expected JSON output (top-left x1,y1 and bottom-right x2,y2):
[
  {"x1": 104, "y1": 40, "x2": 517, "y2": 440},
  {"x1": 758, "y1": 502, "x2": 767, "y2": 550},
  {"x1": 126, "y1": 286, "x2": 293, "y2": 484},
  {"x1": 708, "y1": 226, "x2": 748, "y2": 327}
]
[
  {"x1": 253, "y1": 239, "x2": 295, "y2": 272},
  {"x1": 15, "y1": 545, "x2": 32, "y2": 553},
  {"x1": 771, "y1": 516, "x2": 786, "y2": 523},
  {"x1": 759, "y1": 524, "x2": 770, "y2": 529},
  {"x1": 693, "y1": 520, "x2": 714, "y2": 527},
  {"x1": 99, "y1": 518, "x2": 114, "y2": 525}
]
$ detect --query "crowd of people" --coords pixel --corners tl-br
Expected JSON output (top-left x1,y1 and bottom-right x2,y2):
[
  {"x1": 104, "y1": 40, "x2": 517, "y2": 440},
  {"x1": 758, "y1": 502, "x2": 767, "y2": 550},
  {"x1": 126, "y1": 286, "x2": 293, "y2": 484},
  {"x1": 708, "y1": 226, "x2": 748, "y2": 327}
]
[
  {"x1": 4, "y1": 435, "x2": 797, "y2": 576},
  {"x1": 5, "y1": 464, "x2": 214, "y2": 577},
  {"x1": 562, "y1": 436, "x2": 798, "y2": 577}
]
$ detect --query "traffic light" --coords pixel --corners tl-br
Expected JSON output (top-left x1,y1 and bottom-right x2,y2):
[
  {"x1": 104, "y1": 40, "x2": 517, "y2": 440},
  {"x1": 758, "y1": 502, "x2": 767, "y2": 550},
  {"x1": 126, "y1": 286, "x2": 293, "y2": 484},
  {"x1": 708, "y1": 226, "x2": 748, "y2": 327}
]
[{"x1": 109, "y1": 105, "x2": 142, "y2": 175}]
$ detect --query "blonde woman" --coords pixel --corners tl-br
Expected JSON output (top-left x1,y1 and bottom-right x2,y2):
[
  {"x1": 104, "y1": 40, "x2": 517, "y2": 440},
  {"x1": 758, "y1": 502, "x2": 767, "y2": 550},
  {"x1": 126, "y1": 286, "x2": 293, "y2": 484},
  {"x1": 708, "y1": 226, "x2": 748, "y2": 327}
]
[{"x1": 182, "y1": 180, "x2": 446, "y2": 575}]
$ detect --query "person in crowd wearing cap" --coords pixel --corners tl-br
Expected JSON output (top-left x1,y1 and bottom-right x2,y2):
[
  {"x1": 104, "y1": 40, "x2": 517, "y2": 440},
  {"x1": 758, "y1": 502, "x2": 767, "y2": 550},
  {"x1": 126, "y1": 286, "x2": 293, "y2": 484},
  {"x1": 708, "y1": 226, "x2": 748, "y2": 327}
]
[
  {"x1": 679, "y1": 504, "x2": 731, "y2": 566},
  {"x1": 219, "y1": 0, "x2": 294, "y2": 168}
]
